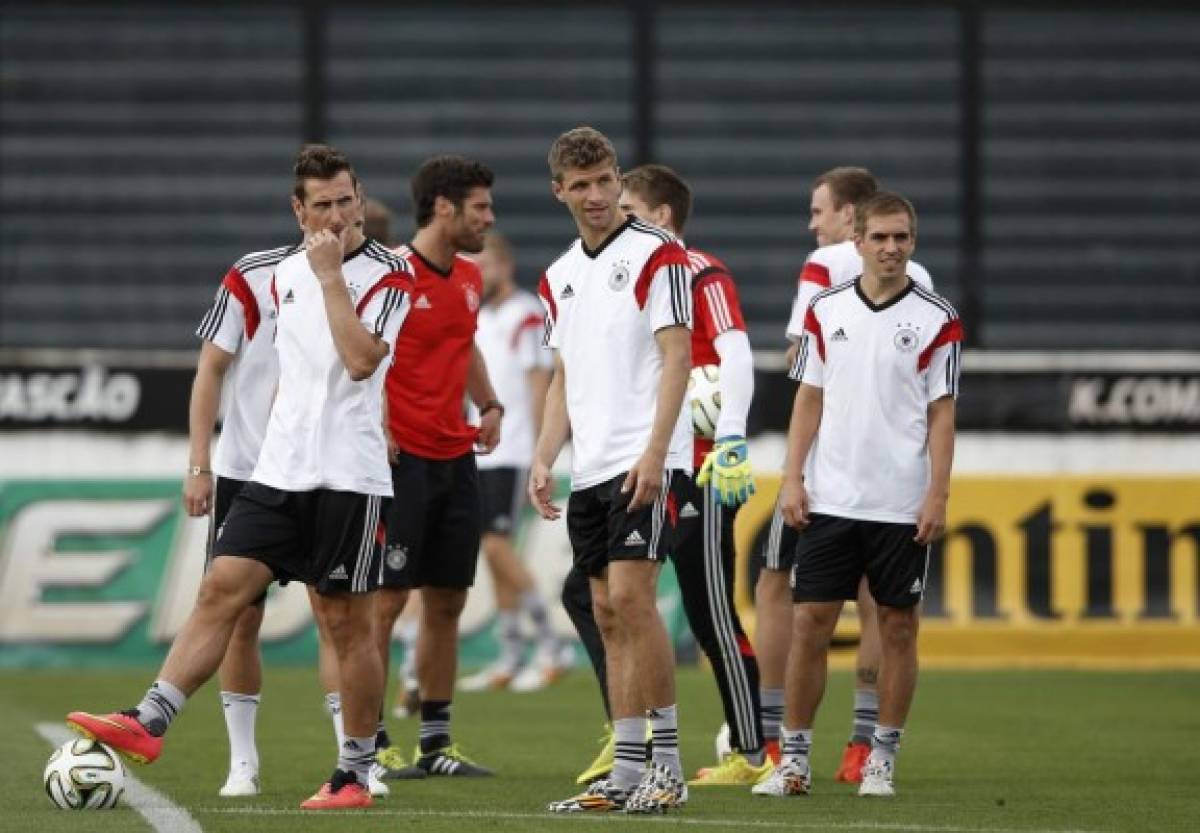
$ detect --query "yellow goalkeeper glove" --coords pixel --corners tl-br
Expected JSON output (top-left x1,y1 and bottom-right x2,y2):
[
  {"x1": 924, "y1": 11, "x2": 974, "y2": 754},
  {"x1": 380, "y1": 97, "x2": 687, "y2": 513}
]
[{"x1": 696, "y1": 435, "x2": 756, "y2": 508}]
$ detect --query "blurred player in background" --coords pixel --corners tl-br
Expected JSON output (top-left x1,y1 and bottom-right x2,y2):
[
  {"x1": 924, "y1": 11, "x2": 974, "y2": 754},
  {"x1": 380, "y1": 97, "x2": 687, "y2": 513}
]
[
  {"x1": 184, "y1": 237, "x2": 299, "y2": 797},
  {"x1": 534, "y1": 127, "x2": 693, "y2": 814},
  {"x1": 370, "y1": 155, "x2": 501, "y2": 779},
  {"x1": 69, "y1": 144, "x2": 413, "y2": 810},
  {"x1": 755, "y1": 166, "x2": 934, "y2": 784},
  {"x1": 755, "y1": 191, "x2": 960, "y2": 798},
  {"x1": 557, "y1": 163, "x2": 769, "y2": 788},
  {"x1": 459, "y1": 231, "x2": 568, "y2": 694}
]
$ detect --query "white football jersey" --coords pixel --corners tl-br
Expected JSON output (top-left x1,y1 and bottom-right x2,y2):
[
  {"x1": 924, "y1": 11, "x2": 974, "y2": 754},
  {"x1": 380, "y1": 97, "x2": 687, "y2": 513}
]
[
  {"x1": 252, "y1": 240, "x2": 412, "y2": 496},
  {"x1": 793, "y1": 279, "x2": 962, "y2": 523},
  {"x1": 539, "y1": 218, "x2": 694, "y2": 490},
  {"x1": 474, "y1": 289, "x2": 551, "y2": 470},
  {"x1": 196, "y1": 244, "x2": 298, "y2": 480},
  {"x1": 785, "y1": 240, "x2": 933, "y2": 348}
]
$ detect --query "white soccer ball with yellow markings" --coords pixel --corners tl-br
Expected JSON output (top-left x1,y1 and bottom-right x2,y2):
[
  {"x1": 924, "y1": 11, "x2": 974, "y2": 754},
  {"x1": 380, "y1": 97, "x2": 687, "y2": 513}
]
[
  {"x1": 688, "y1": 364, "x2": 722, "y2": 439},
  {"x1": 43, "y1": 738, "x2": 125, "y2": 809}
]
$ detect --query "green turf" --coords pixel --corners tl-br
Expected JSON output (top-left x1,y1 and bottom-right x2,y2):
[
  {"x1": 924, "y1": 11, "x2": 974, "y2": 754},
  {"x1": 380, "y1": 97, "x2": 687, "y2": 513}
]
[{"x1": 2, "y1": 665, "x2": 1196, "y2": 832}]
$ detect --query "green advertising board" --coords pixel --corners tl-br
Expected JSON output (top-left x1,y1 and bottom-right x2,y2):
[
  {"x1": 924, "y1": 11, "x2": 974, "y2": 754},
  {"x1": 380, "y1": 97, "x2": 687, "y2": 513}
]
[{"x1": 0, "y1": 478, "x2": 689, "y2": 668}]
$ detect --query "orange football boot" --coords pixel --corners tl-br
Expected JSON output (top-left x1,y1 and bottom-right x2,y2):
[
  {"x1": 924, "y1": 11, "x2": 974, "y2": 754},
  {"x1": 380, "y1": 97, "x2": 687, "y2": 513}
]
[{"x1": 66, "y1": 710, "x2": 162, "y2": 764}]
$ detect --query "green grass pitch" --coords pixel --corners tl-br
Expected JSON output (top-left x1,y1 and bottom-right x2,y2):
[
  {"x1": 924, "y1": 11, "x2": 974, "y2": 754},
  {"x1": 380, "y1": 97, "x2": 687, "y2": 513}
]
[{"x1": 2, "y1": 665, "x2": 1196, "y2": 832}]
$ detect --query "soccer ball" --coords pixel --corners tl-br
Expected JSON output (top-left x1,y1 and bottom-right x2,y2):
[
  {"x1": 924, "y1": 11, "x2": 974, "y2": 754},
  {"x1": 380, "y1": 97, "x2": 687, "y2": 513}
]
[
  {"x1": 43, "y1": 738, "x2": 125, "y2": 809},
  {"x1": 688, "y1": 364, "x2": 722, "y2": 439}
]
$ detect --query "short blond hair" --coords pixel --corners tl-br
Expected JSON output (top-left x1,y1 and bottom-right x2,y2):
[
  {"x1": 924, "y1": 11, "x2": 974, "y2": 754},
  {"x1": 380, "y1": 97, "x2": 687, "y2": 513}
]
[
  {"x1": 855, "y1": 191, "x2": 918, "y2": 237},
  {"x1": 548, "y1": 126, "x2": 618, "y2": 182}
]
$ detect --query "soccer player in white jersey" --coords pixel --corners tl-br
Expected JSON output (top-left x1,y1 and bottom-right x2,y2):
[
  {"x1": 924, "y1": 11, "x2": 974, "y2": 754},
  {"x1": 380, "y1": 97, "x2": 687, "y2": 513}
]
[
  {"x1": 756, "y1": 167, "x2": 935, "y2": 784},
  {"x1": 558, "y1": 164, "x2": 770, "y2": 788},
  {"x1": 754, "y1": 192, "x2": 961, "y2": 799},
  {"x1": 184, "y1": 240, "x2": 297, "y2": 797},
  {"x1": 459, "y1": 231, "x2": 564, "y2": 694},
  {"x1": 533, "y1": 127, "x2": 693, "y2": 814},
  {"x1": 67, "y1": 145, "x2": 414, "y2": 811}
]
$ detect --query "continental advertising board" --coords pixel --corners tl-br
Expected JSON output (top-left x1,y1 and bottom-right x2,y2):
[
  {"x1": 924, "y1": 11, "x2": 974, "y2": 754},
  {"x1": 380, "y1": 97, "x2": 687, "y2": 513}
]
[
  {"x1": 736, "y1": 476, "x2": 1200, "y2": 668},
  {"x1": 1, "y1": 475, "x2": 1197, "y2": 668}
]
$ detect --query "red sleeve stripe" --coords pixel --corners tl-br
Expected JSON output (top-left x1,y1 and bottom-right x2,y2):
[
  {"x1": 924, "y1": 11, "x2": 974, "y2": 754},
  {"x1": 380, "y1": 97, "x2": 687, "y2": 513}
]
[
  {"x1": 355, "y1": 272, "x2": 413, "y2": 318},
  {"x1": 917, "y1": 317, "x2": 965, "y2": 371},
  {"x1": 803, "y1": 306, "x2": 825, "y2": 362},
  {"x1": 511, "y1": 312, "x2": 545, "y2": 349},
  {"x1": 537, "y1": 274, "x2": 557, "y2": 347},
  {"x1": 221, "y1": 268, "x2": 260, "y2": 340},
  {"x1": 799, "y1": 261, "x2": 831, "y2": 288},
  {"x1": 634, "y1": 242, "x2": 691, "y2": 313}
]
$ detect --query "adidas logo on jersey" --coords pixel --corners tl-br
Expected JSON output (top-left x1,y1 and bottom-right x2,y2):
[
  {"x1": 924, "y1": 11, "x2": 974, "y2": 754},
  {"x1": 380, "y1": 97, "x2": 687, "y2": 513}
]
[
  {"x1": 328, "y1": 564, "x2": 349, "y2": 580},
  {"x1": 831, "y1": 327, "x2": 848, "y2": 342},
  {"x1": 283, "y1": 289, "x2": 295, "y2": 304},
  {"x1": 910, "y1": 577, "x2": 923, "y2": 594},
  {"x1": 679, "y1": 502, "x2": 699, "y2": 518},
  {"x1": 560, "y1": 284, "x2": 575, "y2": 299},
  {"x1": 414, "y1": 294, "x2": 432, "y2": 309},
  {"x1": 624, "y1": 530, "x2": 646, "y2": 546}
]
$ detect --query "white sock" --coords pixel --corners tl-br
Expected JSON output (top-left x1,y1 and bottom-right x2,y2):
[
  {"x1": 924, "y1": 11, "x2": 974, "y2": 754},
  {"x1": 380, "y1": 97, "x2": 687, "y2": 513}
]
[
  {"x1": 220, "y1": 691, "x2": 260, "y2": 773},
  {"x1": 520, "y1": 588, "x2": 554, "y2": 643},
  {"x1": 135, "y1": 679, "x2": 186, "y2": 736},
  {"x1": 648, "y1": 704, "x2": 681, "y2": 778},
  {"x1": 781, "y1": 727, "x2": 813, "y2": 770},
  {"x1": 612, "y1": 717, "x2": 647, "y2": 790},
  {"x1": 870, "y1": 725, "x2": 903, "y2": 767},
  {"x1": 496, "y1": 609, "x2": 523, "y2": 671},
  {"x1": 324, "y1": 692, "x2": 346, "y2": 756}
]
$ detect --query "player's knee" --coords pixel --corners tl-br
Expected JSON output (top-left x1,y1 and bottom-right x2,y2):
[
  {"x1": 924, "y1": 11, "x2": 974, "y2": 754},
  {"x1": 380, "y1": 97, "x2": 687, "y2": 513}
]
[
  {"x1": 606, "y1": 583, "x2": 654, "y2": 622},
  {"x1": 194, "y1": 571, "x2": 248, "y2": 619},
  {"x1": 423, "y1": 589, "x2": 466, "y2": 625},
  {"x1": 878, "y1": 606, "x2": 919, "y2": 649},
  {"x1": 592, "y1": 598, "x2": 617, "y2": 640},
  {"x1": 792, "y1": 604, "x2": 837, "y2": 641}
]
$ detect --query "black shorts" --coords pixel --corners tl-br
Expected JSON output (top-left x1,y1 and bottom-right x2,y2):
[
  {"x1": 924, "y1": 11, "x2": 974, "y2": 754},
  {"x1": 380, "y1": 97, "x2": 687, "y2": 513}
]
[
  {"x1": 478, "y1": 466, "x2": 528, "y2": 536},
  {"x1": 214, "y1": 481, "x2": 387, "y2": 595},
  {"x1": 207, "y1": 475, "x2": 267, "y2": 606},
  {"x1": 754, "y1": 496, "x2": 800, "y2": 572},
  {"x1": 382, "y1": 450, "x2": 482, "y2": 590},
  {"x1": 567, "y1": 469, "x2": 686, "y2": 579},
  {"x1": 791, "y1": 513, "x2": 929, "y2": 608}
]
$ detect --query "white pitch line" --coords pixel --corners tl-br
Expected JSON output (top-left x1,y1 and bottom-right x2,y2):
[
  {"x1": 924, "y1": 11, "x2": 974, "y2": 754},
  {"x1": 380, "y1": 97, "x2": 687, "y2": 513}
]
[
  {"x1": 37, "y1": 722, "x2": 203, "y2": 833},
  {"x1": 196, "y1": 805, "x2": 1104, "y2": 833}
]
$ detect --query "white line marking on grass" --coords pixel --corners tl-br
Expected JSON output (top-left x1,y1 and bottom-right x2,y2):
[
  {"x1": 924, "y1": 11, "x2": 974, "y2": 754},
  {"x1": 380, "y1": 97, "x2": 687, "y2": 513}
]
[
  {"x1": 196, "y1": 805, "x2": 1104, "y2": 833},
  {"x1": 37, "y1": 722, "x2": 203, "y2": 833}
]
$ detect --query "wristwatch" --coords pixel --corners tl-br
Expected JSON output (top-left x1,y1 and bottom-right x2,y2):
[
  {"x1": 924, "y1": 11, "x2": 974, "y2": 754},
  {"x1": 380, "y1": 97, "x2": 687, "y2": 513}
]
[
  {"x1": 480, "y1": 400, "x2": 505, "y2": 418},
  {"x1": 188, "y1": 465, "x2": 212, "y2": 477}
]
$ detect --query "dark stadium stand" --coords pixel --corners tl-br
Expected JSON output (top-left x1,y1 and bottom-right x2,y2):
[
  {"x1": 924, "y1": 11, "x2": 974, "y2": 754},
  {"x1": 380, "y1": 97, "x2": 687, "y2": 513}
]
[{"x1": 0, "y1": 4, "x2": 1196, "y2": 350}]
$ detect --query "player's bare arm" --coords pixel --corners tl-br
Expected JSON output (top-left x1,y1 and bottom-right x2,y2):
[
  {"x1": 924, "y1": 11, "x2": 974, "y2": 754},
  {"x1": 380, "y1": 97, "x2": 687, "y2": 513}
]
[
  {"x1": 306, "y1": 229, "x2": 390, "y2": 381},
  {"x1": 183, "y1": 341, "x2": 236, "y2": 516},
  {"x1": 527, "y1": 366, "x2": 552, "y2": 437},
  {"x1": 623, "y1": 323, "x2": 691, "y2": 511},
  {"x1": 530, "y1": 355, "x2": 569, "y2": 520},
  {"x1": 915, "y1": 395, "x2": 955, "y2": 545},
  {"x1": 466, "y1": 344, "x2": 503, "y2": 454},
  {"x1": 780, "y1": 382, "x2": 823, "y2": 529}
]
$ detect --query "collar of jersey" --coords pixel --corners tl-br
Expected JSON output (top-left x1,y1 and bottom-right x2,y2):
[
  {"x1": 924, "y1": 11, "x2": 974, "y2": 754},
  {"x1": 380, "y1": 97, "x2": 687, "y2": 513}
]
[
  {"x1": 342, "y1": 237, "x2": 371, "y2": 263},
  {"x1": 854, "y1": 276, "x2": 913, "y2": 312},
  {"x1": 580, "y1": 216, "x2": 634, "y2": 260},
  {"x1": 408, "y1": 245, "x2": 454, "y2": 278}
]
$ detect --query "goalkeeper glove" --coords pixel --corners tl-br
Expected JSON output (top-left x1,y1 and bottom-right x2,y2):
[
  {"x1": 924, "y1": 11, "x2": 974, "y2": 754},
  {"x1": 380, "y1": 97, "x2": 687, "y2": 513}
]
[{"x1": 696, "y1": 435, "x2": 756, "y2": 507}]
